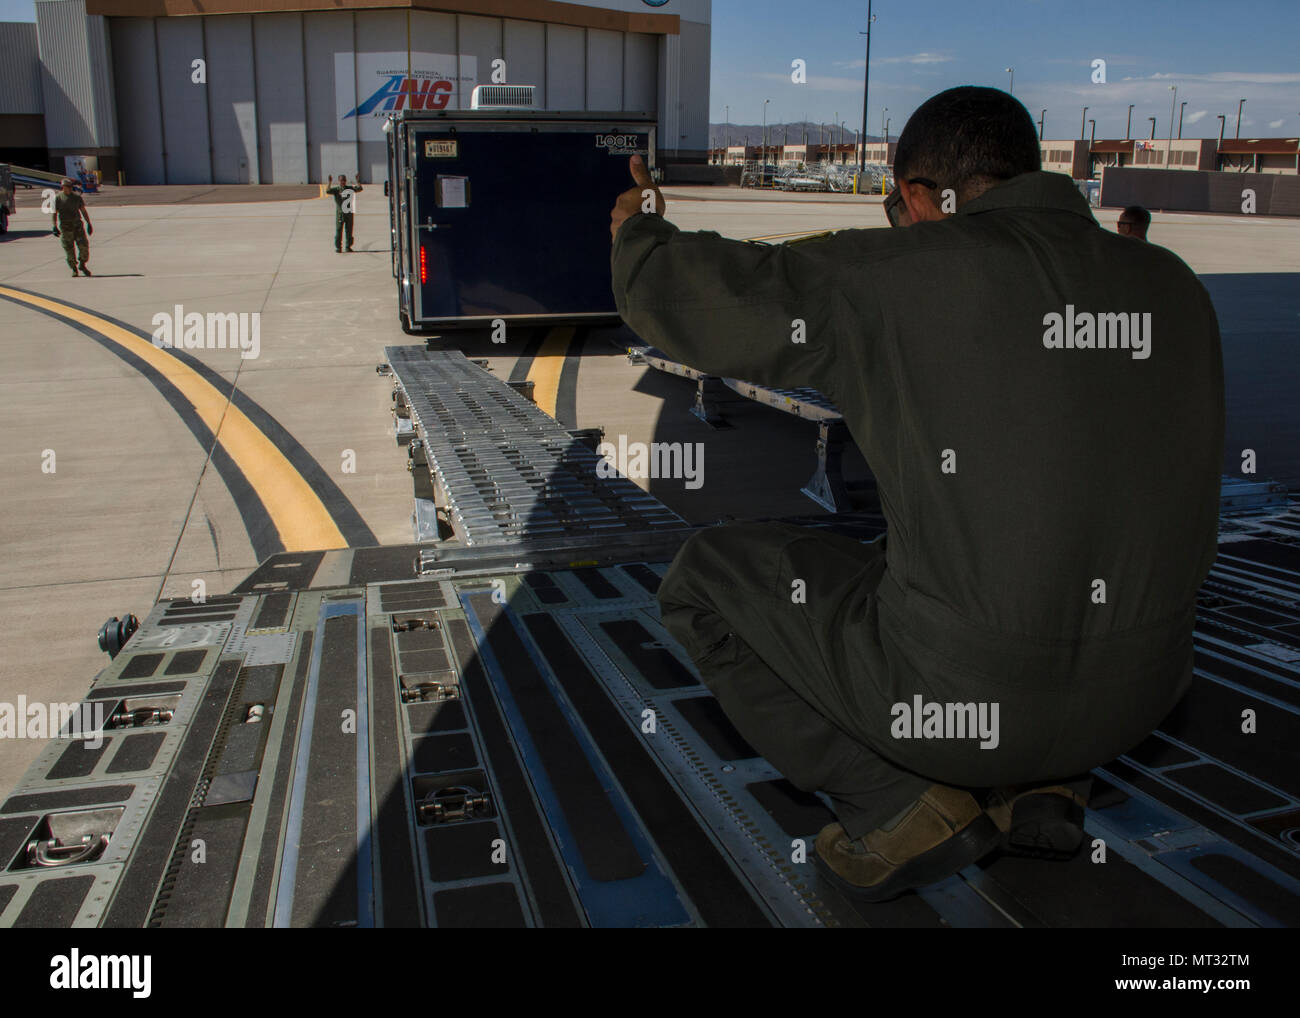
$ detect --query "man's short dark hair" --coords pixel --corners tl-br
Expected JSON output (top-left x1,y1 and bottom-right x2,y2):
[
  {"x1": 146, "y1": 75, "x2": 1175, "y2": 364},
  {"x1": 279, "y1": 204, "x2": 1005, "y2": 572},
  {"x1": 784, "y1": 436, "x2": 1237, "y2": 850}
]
[
  {"x1": 894, "y1": 86, "x2": 1041, "y2": 205},
  {"x1": 1121, "y1": 205, "x2": 1151, "y2": 227}
]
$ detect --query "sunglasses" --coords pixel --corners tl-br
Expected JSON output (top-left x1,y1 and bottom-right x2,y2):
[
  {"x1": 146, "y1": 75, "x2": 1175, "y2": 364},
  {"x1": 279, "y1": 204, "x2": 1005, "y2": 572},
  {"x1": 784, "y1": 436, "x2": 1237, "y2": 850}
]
[{"x1": 884, "y1": 177, "x2": 938, "y2": 227}]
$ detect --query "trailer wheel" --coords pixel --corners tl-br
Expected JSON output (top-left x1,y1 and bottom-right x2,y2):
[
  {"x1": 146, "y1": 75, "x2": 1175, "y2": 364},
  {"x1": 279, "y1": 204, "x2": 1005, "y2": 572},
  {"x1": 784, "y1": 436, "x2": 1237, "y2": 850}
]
[{"x1": 0, "y1": 208, "x2": 8, "y2": 234}]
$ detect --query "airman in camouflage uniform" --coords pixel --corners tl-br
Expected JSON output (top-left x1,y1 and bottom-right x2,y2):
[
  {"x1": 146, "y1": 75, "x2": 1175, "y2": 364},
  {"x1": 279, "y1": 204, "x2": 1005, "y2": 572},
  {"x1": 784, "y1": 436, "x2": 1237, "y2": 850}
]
[{"x1": 53, "y1": 178, "x2": 93, "y2": 277}]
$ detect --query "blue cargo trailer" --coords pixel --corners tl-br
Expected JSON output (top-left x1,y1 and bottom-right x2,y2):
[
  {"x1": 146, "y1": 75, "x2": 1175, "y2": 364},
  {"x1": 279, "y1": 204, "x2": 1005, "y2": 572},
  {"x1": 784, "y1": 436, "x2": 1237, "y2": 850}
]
[{"x1": 385, "y1": 108, "x2": 656, "y2": 332}]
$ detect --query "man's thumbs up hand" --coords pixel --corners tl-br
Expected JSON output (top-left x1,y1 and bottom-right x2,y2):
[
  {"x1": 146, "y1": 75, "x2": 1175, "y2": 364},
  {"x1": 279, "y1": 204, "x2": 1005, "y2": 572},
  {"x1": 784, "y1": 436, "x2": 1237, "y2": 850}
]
[{"x1": 610, "y1": 154, "x2": 666, "y2": 242}]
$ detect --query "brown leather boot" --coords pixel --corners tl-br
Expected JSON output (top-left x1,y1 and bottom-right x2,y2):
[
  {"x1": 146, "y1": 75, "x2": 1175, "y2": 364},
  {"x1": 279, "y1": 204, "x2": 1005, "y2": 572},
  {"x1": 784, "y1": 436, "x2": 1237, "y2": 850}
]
[
  {"x1": 814, "y1": 784, "x2": 1001, "y2": 902},
  {"x1": 985, "y1": 783, "x2": 1088, "y2": 859}
]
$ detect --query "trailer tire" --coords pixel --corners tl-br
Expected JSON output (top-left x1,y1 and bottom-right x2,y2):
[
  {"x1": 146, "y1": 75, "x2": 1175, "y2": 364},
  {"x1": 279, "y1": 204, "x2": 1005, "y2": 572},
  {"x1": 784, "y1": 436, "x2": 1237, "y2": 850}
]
[{"x1": 0, "y1": 208, "x2": 8, "y2": 234}]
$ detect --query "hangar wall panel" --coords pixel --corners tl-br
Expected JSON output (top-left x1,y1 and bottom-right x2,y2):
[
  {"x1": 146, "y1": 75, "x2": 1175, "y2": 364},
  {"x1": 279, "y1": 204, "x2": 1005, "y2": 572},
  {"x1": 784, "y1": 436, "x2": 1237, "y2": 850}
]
[
  {"x1": 36, "y1": 0, "x2": 107, "y2": 148},
  {"x1": 677, "y1": 19, "x2": 709, "y2": 157},
  {"x1": 304, "y1": 11, "x2": 357, "y2": 182},
  {"x1": 586, "y1": 28, "x2": 622, "y2": 111},
  {"x1": 0, "y1": 23, "x2": 43, "y2": 115},
  {"x1": 623, "y1": 33, "x2": 656, "y2": 114},
  {"x1": 155, "y1": 17, "x2": 209, "y2": 184},
  {"x1": 109, "y1": 17, "x2": 163, "y2": 184},
  {"x1": 253, "y1": 12, "x2": 308, "y2": 184},
  {"x1": 545, "y1": 24, "x2": 585, "y2": 110},
  {"x1": 86, "y1": 9, "x2": 118, "y2": 146},
  {"x1": 503, "y1": 19, "x2": 546, "y2": 108},
  {"x1": 205, "y1": 15, "x2": 257, "y2": 184},
  {"x1": 459, "y1": 13, "x2": 503, "y2": 93}
]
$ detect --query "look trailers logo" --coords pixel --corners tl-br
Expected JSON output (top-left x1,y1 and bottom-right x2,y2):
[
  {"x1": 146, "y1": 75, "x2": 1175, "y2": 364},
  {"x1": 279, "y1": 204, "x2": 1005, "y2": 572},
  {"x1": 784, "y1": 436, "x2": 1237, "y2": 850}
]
[{"x1": 597, "y1": 134, "x2": 646, "y2": 155}]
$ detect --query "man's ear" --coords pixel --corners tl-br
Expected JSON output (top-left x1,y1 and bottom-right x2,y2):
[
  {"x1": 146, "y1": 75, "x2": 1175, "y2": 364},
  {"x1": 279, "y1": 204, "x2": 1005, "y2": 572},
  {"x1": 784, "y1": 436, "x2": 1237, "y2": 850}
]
[{"x1": 899, "y1": 180, "x2": 947, "y2": 224}]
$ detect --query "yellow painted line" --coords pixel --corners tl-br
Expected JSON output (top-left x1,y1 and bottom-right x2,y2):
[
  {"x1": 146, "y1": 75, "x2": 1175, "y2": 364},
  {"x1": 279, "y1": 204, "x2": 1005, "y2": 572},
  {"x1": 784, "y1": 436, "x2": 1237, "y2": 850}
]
[
  {"x1": 525, "y1": 327, "x2": 573, "y2": 419},
  {"x1": 744, "y1": 228, "x2": 837, "y2": 242},
  {"x1": 0, "y1": 287, "x2": 346, "y2": 551}
]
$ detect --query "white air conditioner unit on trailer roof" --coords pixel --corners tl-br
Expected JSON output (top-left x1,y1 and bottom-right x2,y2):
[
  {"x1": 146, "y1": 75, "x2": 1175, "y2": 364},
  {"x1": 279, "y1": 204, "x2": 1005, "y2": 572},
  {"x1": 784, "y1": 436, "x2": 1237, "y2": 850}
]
[{"x1": 470, "y1": 85, "x2": 536, "y2": 110}]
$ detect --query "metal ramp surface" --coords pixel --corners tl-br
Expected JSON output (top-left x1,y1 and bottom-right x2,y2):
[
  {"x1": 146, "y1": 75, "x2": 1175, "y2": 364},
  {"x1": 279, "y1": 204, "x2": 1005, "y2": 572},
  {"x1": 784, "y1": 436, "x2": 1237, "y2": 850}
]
[
  {"x1": 2, "y1": 503, "x2": 1300, "y2": 927},
  {"x1": 387, "y1": 346, "x2": 688, "y2": 546}
]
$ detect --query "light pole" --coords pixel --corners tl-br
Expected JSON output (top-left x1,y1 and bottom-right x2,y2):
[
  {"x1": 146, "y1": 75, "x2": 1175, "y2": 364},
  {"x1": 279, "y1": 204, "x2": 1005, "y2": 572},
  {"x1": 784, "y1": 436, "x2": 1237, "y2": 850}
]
[
  {"x1": 1166, "y1": 85, "x2": 1176, "y2": 165},
  {"x1": 763, "y1": 98, "x2": 770, "y2": 170},
  {"x1": 884, "y1": 118, "x2": 890, "y2": 148},
  {"x1": 1006, "y1": 66, "x2": 1013, "y2": 95},
  {"x1": 1125, "y1": 104, "x2": 1134, "y2": 140},
  {"x1": 1178, "y1": 101, "x2": 1186, "y2": 139},
  {"x1": 881, "y1": 107, "x2": 888, "y2": 162},
  {"x1": 1236, "y1": 98, "x2": 1246, "y2": 138},
  {"x1": 858, "y1": 1, "x2": 874, "y2": 174},
  {"x1": 1217, "y1": 114, "x2": 1225, "y2": 152},
  {"x1": 1081, "y1": 106, "x2": 1088, "y2": 140},
  {"x1": 724, "y1": 105, "x2": 729, "y2": 148},
  {"x1": 1038, "y1": 109, "x2": 1046, "y2": 139},
  {"x1": 1148, "y1": 116, "x2": 1156, "y2": 140}
]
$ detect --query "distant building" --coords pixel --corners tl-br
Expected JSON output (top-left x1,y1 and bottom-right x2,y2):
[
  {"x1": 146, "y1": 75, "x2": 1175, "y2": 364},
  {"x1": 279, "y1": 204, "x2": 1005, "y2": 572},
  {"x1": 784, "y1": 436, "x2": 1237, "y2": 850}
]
[{"x1": 0, "y1": 0, "x2": 711, "y2": 183}]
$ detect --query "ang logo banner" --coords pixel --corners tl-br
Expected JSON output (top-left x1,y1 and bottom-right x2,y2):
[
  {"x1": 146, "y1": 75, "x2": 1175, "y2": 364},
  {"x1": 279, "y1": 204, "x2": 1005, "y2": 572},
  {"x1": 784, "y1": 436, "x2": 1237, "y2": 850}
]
[{"x1": 336, "y1": 53, "x2": 478, "y2": 141}]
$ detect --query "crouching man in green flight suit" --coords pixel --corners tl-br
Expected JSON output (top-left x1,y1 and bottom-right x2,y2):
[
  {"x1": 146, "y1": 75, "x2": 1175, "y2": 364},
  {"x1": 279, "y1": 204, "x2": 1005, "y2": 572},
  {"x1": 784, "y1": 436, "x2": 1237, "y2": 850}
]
[
  {"x1": 53, "y1": 177, "x2": 93, "y2": 277},
  {"x1": 327, "y1": 174, "x2": 363, "y2": 252},
  {"x1": 608, "y1": 87, "x2": 1223, "y2": 902}
]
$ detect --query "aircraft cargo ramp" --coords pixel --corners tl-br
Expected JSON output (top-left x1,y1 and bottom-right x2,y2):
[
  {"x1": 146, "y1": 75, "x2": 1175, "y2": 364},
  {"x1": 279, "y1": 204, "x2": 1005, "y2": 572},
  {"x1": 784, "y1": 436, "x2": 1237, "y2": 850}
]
[{"x1": 1, "y1": 349, "x2": 1299, "y2": 928}]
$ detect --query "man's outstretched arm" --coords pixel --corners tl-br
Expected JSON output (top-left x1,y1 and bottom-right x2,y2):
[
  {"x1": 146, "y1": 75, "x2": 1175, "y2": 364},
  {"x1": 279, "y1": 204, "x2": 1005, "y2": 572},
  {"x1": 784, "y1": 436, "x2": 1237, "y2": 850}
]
[{"x1": 609, "y1": 159, "x2": 879, "y2": 393}]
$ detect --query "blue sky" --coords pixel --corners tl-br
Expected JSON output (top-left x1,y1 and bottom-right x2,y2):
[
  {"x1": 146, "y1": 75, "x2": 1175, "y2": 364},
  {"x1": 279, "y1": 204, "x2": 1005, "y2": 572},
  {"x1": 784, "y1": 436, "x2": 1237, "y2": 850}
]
[
  {"x1": 711, "y1": 0, "x2": 1300, "y2": 140},
  {"x1": 2, "y1": 0, "x2": 1296, "y2": 139}
]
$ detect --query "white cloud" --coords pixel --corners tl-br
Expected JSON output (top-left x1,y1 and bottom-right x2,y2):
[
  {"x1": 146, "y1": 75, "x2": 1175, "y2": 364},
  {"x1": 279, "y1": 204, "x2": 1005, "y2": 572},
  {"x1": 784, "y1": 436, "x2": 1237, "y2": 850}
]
[
  {"x1": 880, "y1": 52, "x2": 952, "y2": 65},
  {"x1": 747, "y1": 71, "x2": 925, "y2": 93},
  {"x1": 1185, "y1": 110, "x2": 1208, "y2": 125},
  {"x1": 1139, "y1": 71, "x2": 1300, "y2": 84},
  {"x1": 1269, "y1": 118, "x2": 1285, "y2": 128},
  {"x1": 833, "y1": 53, "x2": 951, "y2": 69}
]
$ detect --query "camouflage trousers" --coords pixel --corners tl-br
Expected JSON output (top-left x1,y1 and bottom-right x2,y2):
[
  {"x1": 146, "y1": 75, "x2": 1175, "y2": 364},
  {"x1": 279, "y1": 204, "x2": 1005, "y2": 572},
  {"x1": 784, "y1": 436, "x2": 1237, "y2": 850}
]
[
  {"x1": 60, "y1": 224, "x2": 89, "y2": 270},
  {"x1": 334, "y1": 214, "x2": 354, "y2": 250}
]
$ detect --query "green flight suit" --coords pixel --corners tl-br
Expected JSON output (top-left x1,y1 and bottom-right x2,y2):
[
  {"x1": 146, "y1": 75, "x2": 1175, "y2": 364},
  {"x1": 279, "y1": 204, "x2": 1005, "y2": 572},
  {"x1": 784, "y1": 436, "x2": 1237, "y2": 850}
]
[
  {"x1": 54, "y1": 191, "x2": 89, "y2": 271},
  {"x1": 610, "y1": 171, "x2": 1224, "y2": 838},
  {"x1": 327, "y1": 183, "x2": 362, "y2": 250}
]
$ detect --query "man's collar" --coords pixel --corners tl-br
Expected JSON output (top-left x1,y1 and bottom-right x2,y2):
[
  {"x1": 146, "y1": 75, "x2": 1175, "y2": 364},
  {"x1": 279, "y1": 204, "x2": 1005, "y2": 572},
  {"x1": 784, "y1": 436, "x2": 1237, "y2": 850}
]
[{"x1": 956, "y1": 171, "x2": 1097, "y2": 223}]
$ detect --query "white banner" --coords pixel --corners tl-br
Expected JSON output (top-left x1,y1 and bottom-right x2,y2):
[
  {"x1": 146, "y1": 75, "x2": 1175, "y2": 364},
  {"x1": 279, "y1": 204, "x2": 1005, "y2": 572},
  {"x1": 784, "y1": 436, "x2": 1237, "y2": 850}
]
[{"x1": 336, "y1": 52, "x2": 478, "y2": 142}]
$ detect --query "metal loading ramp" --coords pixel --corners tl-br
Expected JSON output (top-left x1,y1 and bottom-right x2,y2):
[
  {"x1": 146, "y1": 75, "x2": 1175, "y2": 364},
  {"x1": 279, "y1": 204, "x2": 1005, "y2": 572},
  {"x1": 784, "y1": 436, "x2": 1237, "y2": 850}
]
[
  {"x1": 386, "y1": 346, "x2": 688, "y2": 547},
  {"x1": 626, "y1": 344, "x2": 876, "y2": 512}
]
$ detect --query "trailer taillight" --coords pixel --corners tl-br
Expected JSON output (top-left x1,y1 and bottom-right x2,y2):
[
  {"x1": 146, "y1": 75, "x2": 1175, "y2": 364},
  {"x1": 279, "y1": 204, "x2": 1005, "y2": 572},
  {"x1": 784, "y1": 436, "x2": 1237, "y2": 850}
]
[{"x1": 419, "y1": 245, "x2": 427, "y2": 285}]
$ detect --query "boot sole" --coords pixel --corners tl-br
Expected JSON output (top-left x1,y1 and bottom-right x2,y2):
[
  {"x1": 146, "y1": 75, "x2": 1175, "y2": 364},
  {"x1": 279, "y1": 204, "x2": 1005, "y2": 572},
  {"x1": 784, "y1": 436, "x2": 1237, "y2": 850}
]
[
  {"x1": 814, "y1": 813, "x2": 1002, "y2": 904},
  {"x1": 1003, "y1": 793, "x2": 1085, "y2": 860}
]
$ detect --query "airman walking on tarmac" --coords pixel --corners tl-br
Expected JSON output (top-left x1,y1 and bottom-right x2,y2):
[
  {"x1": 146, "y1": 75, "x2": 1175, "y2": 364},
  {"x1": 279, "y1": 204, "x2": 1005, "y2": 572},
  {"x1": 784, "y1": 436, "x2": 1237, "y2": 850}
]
[
  {"x1": 326, "y1": 174, "x2": 363, "y2": 252},
  {"x1": 52, "y1": 177, "x2": 93, "y2": 276}
]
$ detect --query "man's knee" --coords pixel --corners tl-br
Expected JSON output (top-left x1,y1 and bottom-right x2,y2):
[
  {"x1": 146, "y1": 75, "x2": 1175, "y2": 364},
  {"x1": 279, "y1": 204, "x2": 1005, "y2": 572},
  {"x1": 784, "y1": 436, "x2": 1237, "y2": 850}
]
[{"x1": 658, "y1": 522, "x2": 768, "y2": 614}]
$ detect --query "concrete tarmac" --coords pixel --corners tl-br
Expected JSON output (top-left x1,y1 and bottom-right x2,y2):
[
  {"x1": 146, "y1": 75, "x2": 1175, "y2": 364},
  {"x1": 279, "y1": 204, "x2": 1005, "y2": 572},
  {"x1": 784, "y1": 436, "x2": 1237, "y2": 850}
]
[{"x1": 0, "y1": 182, "x2": 1297, "y2": 793}]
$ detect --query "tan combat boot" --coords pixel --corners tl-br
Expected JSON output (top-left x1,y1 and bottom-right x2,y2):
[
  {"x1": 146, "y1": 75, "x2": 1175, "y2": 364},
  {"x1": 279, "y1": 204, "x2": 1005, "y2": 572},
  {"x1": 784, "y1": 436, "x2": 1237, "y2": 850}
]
[
  {"x1": 984, "y1": 783, "x2": 1088, "y2": 859},
  {"x1": 814, "y1": 784, "x2": 1001, "y2": 902}
]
